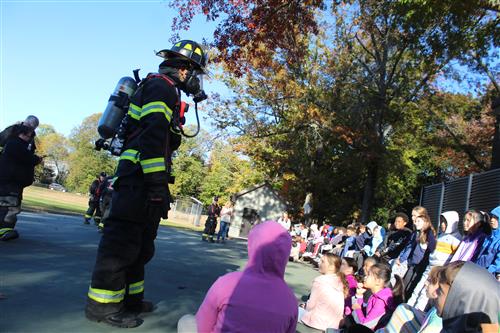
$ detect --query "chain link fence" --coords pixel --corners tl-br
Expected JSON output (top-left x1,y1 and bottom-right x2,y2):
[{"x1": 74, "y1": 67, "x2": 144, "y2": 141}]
[{"x1": 170, "y1": 196, "x2": 204, "y2": 226}]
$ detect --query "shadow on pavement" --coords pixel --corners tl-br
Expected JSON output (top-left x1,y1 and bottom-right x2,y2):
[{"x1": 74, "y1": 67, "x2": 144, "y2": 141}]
[{"x1": 1, "y1": 212, "x2": 318, "y2": 332}]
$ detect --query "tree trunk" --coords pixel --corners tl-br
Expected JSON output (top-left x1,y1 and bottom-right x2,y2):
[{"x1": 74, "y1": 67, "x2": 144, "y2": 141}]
[
  {"x1": 361, "y1": 159, "x2": 379, "y2": 224},
  {"x1": 491, "y1": 114, "x2": 500, "y2": 169}
]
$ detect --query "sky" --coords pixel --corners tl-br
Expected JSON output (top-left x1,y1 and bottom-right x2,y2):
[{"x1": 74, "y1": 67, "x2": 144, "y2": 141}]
[{"x1": 1, "y1": 0, "x2": 225, "y2": 136}]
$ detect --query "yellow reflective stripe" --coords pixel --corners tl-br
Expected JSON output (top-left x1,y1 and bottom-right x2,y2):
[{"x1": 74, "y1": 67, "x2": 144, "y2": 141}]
[
  {"x1": 140, "y1": 101, "x2": 172, "y2": 122},
  {"x1": 184, "y1": 43, "x2": 193, "y2": 50},
  {"x1": 88, "y1": 287, "x2": 125, "y2": 304},
  {"x1": 140, "y1": 157, "x2": 166, "y2": 174},
  {"x1": 128, "y1": 103, "x2": 141, "y2": 120},
  {"x1": 194, "y1": 47, "x2": 202, "y2": 55},
  {"x1": 0, "y1": 228, "x2": 13, "y2": 235},
  {"x1": 120, "y1": 149, "x2": 140, "y2": 163},
  {"x1": 128, "y1": 280, "x2": 144, "y2": 295},
  {"x1": 84, "y1": 214, "x2": 92, "y2": 218}
]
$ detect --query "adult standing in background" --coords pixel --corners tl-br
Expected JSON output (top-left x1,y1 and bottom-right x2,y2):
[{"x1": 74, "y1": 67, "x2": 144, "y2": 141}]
[
  {"x1": 217, "y1": 200, "x2": 234, "y2": 243},
  {"x1": 0, "y1": 115, "x2": 42, "y2": 241},
  {"x1": 278, "y1": 211, "x2": 292, "y2": 231},
  {"x1": 84, "y1": 172, "x2": 107, "y2": 225},
  {"x1": 202, "y1": 196, "x2": 221, "y2": 242}
]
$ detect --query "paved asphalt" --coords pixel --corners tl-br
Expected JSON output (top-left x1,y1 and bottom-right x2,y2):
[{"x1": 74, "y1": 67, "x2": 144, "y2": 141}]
[{"x1": 1, "y1": 212, "x2": 319, "y2": 333}]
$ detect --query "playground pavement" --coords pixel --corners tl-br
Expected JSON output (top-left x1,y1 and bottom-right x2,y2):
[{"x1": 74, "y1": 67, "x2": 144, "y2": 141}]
[{"x1": 1, "y1": 212, "x2": 319, "y2": 333}]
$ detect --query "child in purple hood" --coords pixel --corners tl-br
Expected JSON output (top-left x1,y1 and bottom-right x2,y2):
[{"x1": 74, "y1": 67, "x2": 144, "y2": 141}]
[{"x1": 192, "y1": 221, "x2": 298, "y2": 333}]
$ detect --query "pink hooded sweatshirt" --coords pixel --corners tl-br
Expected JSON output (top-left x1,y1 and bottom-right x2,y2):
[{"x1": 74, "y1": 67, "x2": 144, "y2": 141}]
[
  {"x1": 301, "y1": 274, "x2": 345, "y2": 330},
  {"x1": 196, "y1": 221, "x2": 298, "y2": 333}
]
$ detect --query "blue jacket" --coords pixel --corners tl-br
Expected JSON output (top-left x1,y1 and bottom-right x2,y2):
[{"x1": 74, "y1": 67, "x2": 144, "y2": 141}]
[
  {"x1": 341, "y1": 236, "x2": 356, "y2": 257},
  {"x1": 476, "y1": 228, "x2": 500, "y2": 274},
  {"x1": 399, "y1": 230, "x2": 437, "y2": 266}
]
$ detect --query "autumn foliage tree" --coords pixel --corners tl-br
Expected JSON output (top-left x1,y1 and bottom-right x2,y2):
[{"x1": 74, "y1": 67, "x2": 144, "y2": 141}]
[{"x1": 168, "y1": 0, "x2": 499, "y2": 224}]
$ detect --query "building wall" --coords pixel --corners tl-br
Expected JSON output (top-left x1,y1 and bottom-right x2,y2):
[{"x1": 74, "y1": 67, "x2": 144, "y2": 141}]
[{"x1": 228, "y1": 185, "x2": 287, "y2": 238}]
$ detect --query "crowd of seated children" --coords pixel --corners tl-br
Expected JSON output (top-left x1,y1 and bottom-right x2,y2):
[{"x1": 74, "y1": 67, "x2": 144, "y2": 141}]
[{"x1": 288, "y1": 204, "x2": 499, "y2": 332}]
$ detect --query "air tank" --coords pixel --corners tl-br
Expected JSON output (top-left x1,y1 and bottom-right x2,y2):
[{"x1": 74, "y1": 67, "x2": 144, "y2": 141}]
[{"x1": 97, "y1": 77, "x2": 138, "y2": 139}]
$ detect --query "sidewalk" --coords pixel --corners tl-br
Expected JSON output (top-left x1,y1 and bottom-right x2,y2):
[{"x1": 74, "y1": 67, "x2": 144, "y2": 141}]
[{"x1": 1, "y1": 212, "x2": 319, "y2": 333}]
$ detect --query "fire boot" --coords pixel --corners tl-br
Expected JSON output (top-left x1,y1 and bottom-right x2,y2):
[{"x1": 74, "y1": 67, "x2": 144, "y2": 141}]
[
  {"x1": 85, "y1": 308, "x2": 143, "y2": 328},
  {"x1": 0, "y1": 229, "x2": 19, "y2": 241}
]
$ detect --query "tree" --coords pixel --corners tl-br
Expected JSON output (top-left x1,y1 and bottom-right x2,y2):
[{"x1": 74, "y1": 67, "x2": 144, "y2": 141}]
[
  {"x1": 200, "y1": 141, "x2": 264, "y2": 205},
  {"x1": 37, "y1": 130, "x2": 70, "y2": 184},
  {"x1": 169, "y1": 0, "x2": 498, "y2": 223},
  {"x1": 170, "y1": 129, "x2": 210, "y2": 199},
  {"x1": 65, "y1": 113, "x2": 117, "y2": 193}
]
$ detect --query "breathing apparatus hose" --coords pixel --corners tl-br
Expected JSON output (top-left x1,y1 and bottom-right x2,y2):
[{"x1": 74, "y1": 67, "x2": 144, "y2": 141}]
[{"x1": 180, "y1": 102, "x2": 201, "y2": 138}]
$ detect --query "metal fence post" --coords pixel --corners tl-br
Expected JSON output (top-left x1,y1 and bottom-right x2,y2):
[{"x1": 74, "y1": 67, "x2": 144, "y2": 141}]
[
  {"x1": 419, "y1": 186, "x2": 424, "y2": 206},
  {"x1": 464, "y1": 173, "x2": 473, "y2": 212},
  {"x1": 438, "y1": 182, "x2": 445, "y2": 221}
]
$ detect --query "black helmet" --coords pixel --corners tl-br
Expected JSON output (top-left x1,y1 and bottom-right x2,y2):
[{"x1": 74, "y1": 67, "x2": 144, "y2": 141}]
[
  {"x1": 99, "y1": 172, "x2": 107, "y2": 178},
  {"x1": 156, "y1": 40, "x2": 208, "y2": 74}
]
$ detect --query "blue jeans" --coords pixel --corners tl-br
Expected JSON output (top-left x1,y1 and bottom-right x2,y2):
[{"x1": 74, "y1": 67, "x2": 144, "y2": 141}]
[{"x1": 217, "y1": 221, "x2": 229, "y2": 241}]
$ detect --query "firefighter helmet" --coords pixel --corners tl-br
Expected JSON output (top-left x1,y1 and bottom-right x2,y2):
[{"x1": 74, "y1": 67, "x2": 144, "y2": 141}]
[{"x1": 156, "y1": 40, "x2": 208, "y2": 74}]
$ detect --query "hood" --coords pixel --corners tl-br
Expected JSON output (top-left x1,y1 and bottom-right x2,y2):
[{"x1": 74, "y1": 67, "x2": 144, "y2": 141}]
[
  {"x1": 442, "y1": 262, "x2": 500, "y2": 324},
  {"x1": 245, "y1": 221, "x2": 292, "y2": 278},
  {"x1": 491, "y1": 205, "x2": 500, "y2": 220},
  {"x1": 374, "y1": 226, "x2": 386, "y2": 240},
  {"x1": 440, "y1": 211, "x2": 459, "y2": 234},
  {"x1": 366, "y1": 221, "x2": 378, "y2": 235}
]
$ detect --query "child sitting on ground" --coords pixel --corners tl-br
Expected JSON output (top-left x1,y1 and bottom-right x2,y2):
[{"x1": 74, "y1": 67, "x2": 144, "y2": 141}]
[
  {"x1": 351, "y1": 263, "x2": 404, "y2": 331},
  {"x1": 298, "y1": 254, "x2": 349, "y2": 331},
  {"x1": 341, "y1": 257, "x2": 359, "y2": 317},
  {"x1": 377, "y1": 265, "x2": 444, "y2": 333}
]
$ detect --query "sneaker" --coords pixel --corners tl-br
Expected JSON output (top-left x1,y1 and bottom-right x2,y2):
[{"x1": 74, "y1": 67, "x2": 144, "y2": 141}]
[
  {"x1": 0, "y1": 230, "x2": 19, "y2": 241},
  {"x1": 85, "y1": 308, "x2": 143, "y2": 328},
  {"x1": 84, "y1": 219, "x2": 90, "y2": 225}
]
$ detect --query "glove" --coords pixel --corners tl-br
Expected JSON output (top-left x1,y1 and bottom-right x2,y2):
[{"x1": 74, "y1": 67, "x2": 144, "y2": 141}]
[
  {"x1": 144, "y1": 173, "x2": 170, "y2": 221},
  {"x1": 34, "y1": 155, "x2": 43, "y2": 166}
]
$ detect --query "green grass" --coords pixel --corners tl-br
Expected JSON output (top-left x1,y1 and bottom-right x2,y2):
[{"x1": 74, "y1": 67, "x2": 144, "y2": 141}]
[
  {"x1": 23, "y1": 186, "x2": 88, "y2": 215},
  {"x1": 23, "y1": 186, "x2": 205, "y2": 232}
]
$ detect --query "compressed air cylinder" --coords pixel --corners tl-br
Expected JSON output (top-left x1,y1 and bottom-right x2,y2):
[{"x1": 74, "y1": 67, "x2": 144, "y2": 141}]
[{"x1": 97, "y1": 77, "x2": 138, "y2": 139}]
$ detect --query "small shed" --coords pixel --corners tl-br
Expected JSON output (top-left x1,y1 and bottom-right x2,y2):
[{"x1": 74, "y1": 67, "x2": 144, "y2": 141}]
[{"x1": 228, "y1": 182, "x2": 287, "y2": 239}]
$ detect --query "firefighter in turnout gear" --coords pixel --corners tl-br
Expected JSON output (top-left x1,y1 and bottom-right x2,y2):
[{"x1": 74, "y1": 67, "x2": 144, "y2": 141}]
[
  {"x1": 97, "y1": 174, "x2": 114, "y2": 232},
  {"x1": 85, "y1": 40, "x2": 209, "y2": 328},
  {"x1": 84, "y1": 172, "x2": 107, "y2": 225},
  {"x1": 202, "y1": 196, "x2": 221, "y2": 242},
  {"x1": 0, "y1": 116, "x2": 42, "y2": 241}
]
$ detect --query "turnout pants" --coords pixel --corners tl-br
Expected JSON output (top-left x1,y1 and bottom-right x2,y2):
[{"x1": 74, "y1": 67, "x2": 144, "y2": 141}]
[
  {"x1": 85, "y1": 200, "x2": 102, "y2": 224},
  {"x1": 0, "y1": 184, "x2": 23, "y2": 237},
  {"x1": 86, "y1": 183, "x2": 161, "y2": 316},
  {"x1": 202, "y1": 216, "x2": 217, "y2": 240}
]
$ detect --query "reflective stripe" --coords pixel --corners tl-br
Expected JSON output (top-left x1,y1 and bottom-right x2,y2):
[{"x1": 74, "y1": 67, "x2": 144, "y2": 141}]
[
  {"x1": 140, "y1": 101, "x2": 172, "y2": 122},
  {"x1": 120, "y1": 149, "x2": 140, "y2": 163},
  {"x1": 128, "y1": 103, "x2": 141, "y2": 120},
  {"x1": 88, "y1": 286, "x2": 125, "y2": 304},
  {"x1": 0, "y1": 228, "x2": 13, "y2": 235},
  {"x1": 84, "y1": 214, "x2": 92, "y2": 218},
  {"x1": 128, "y1": 280, "x2": 144, "y2": 295},
  {"x1": 140, "y1": 157, "x2": 166, "y2": 174}
]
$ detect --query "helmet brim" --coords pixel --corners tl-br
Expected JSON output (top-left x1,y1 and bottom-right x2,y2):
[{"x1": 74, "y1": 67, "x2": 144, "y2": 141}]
[{"x1": 156, "y1": 49, "x2": 208, "y2": 74}]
